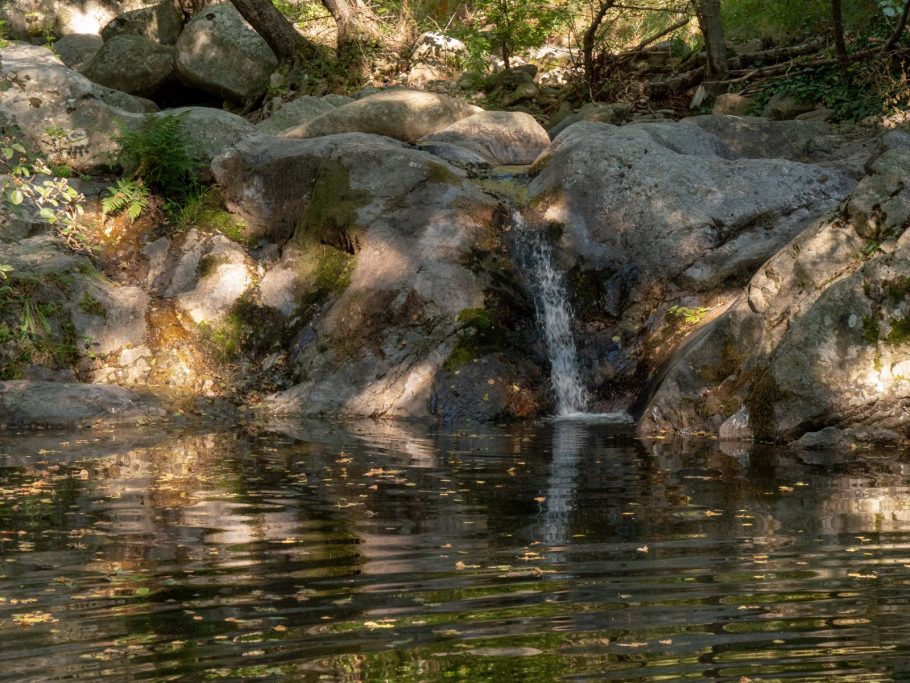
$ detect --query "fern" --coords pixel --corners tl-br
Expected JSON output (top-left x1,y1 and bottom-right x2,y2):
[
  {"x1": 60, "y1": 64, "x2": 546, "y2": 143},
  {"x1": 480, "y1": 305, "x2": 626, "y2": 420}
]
[
  {"x1": 116, "y1": 113, "x2": 202, "y2": 201},
  {"x1": 102, "y1": 178, "x2": 149, "y2": 223}
]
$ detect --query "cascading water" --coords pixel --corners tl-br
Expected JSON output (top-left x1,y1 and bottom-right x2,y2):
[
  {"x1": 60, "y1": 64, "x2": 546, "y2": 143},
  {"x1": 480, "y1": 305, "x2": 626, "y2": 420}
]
[{"x1": 511, "y1": 210, "x2": 590, "y2": 416}]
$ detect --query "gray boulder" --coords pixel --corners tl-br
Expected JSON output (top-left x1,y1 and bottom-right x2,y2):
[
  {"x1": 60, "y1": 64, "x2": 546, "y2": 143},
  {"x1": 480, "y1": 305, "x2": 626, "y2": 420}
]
[
  {"x1": 175, "y1": 3, "x2": 277, "y2": 100},
  {"x1": 280, "y1": 90, "x2": 482, "y2": 142},
  {"x1": 763, "y1": 92, "x2": 815, "y2": 120},
  {"x1": 82, "y1": 34, "x2": 175, "y2": 96},
  {"x1": 52, "y1": 34, "x2": 103, "y2": 71},
  {"x1": 640, "y1": 149, "x2": 910, "y2": 441},
  {"x1": 712, "y1": 93, "x2": 752, "y2": 116},
  {"x1": 0, "y1": 43, "x2": 158, "y2": 172},
  {"x1": 420, "y1": 110, "x2": 550, "y2": 166},
  {"x1": 531, "y1": 121, "x2": 853, "y2": 287},
  {"x1": 214, "y1": 133, "x2": 507, "y2": 419},
  {"x1": 101, "y1": 1, "x2": 184, "y2": 44},
  {"x1": 256, "y1": 95, "x2": 336, "y2": 134},
  {"x1": 154, "y1": 106, "x2": 260, "y2": 168}
]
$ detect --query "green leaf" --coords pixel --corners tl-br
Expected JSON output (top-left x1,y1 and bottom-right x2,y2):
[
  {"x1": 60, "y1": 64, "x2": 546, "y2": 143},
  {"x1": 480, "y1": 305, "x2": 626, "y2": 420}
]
[
  {"x1": 1, "y1": 147, "x2": 12, "y2": 160},
  {"x1": 8, "y1": 189, "x2": 23, "y2": 205},
  {"x1": 38, "y1": 207, "x2": 54, "y2": 219}
]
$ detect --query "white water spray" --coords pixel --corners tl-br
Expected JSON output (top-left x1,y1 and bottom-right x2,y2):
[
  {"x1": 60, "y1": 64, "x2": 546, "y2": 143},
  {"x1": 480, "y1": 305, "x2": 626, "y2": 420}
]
[{"x1": 512, "y1": 211, "x2": 590, "y2": 416}]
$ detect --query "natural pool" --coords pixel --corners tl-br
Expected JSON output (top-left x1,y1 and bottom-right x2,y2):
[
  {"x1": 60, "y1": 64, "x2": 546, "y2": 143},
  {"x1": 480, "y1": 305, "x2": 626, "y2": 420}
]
[{"x1": 0, "y1": 420, "x2": 909, "y2": 682}]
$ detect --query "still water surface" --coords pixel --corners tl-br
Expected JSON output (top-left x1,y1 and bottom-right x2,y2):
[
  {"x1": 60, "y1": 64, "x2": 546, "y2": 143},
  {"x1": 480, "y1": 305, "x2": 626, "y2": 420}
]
[{"x1": 0, "y1": 420, "x2": 909, "y2": 681}]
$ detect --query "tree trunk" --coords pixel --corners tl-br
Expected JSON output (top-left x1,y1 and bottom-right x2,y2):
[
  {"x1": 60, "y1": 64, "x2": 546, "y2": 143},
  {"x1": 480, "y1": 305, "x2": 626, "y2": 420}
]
[
  {"x1": 693, "y1": 0, "x2": 729, "y2": 93},
  {"x1": 831, "y1": 0, "x2": 849, "y2": 72},
  {"x1": 583, "y1": 1, "x2": 617, "y2": 91},
  {"x1": 321, "y1": 0, "x2": 382, "y2": 49},
  {"x1": 229, "y1": 0, "x2": 317, "y2": 63}
]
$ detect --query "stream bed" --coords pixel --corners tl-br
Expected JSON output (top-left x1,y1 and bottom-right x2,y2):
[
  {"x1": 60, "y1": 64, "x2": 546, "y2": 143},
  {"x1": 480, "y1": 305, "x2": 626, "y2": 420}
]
[{"x1": 0, "y1": 420, "x2": 909, "y2": 681}]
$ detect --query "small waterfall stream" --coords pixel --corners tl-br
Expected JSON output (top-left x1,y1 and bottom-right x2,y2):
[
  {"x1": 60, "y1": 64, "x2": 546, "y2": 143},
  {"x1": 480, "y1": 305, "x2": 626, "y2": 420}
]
[{"x1": 511, "y1": 210, "x2": 590, "y2": 416}]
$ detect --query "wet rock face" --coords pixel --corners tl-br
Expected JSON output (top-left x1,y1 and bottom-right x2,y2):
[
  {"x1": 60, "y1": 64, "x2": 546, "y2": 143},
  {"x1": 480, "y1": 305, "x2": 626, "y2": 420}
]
[{"x1": 640, "y1": 147, "x2": 910, "y2": 441}]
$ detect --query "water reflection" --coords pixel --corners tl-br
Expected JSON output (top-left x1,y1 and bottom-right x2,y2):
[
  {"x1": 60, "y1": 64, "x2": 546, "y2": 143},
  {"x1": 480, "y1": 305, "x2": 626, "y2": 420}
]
[{"x1": 0, "y1": 423, "x2": 909, "y2": 681}]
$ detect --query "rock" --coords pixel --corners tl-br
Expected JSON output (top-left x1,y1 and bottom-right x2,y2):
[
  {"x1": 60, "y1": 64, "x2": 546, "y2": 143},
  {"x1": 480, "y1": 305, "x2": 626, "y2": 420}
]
[
  {"x1": 793, "y1": 426, "x2": 903, "y2": 449},
  {"x1": 82, "y1": 34, "x2": 175, "y2": 96},
  {"x1": 256, "y1": 95, "x2": 335, "y2": 135},
  {"x1": 532, "y1": 120, "x2": 852, "y2": 286},
  {"x1": 411, "y1": 32, "x2": 466, "y2": 65},
  {"x1": 0, "y1": 42, "x2": 158, "y2": 172},
  {"x1": 681, "y1": 114, "x2": 877, "y2": 178},
  {"x1": 3, "y1": 0, "x2": 152, "y2": 39},
  {"x1": 718, "y1": 407, "x2": 752, "y2": 441},
  {"x1": 420, "y1": 110, "x2": 550, "y2": 166},
  {"x1": 214, "y1": 133, "x2": 470, "y2": 243},
  {"x1": 417, "y1": 140, "x2": 493, "y2": 167},
  {"x1": 100, "y1": 1, "x2": 184, "y2": 44},
  {"x1": 69, "y1": 279, "x2": 149, "y2": 357},
  {"x1": 216, "y1": 133, "x2": 504, "y2": 420},
  {"x1": 280, "y1": 90, "x2": 481, "y2": 142},
  {"x1": 712, "y1": 93, "x2": 753, "y2": 116},
  {"x1": 639, "y1": 150, "x2": 910, "y2": 441},
  {"x1": 431, "y1": 353, "x2": 544, "y2": 425},
  {"x1": 52, "y1": 33, "x2": 103, "y2": 71},
  {"x1": 175, "y1": 3, "x2": 277, "y2": 101},
  {"x1": 548, "y1": 102, "x2": 632, "y2": 138},
  {"x1": 322, "y1": 94, "x2": 354, "y2": 107},
  {"x1": 762, "y1": 92, "x2": 815, "y2": 120},
  {"x1": 155, "y1": 106, "x2": 259, "y2": 168},
  {"x1": 175, "y1": 233, "x2": 256, "y2": 324},
  {"x1": 0, "y1": 381, "x2": 165, "y2": 429},
  {"x1": 796, "y1": 107, "x2": 834, "y2": 123}
]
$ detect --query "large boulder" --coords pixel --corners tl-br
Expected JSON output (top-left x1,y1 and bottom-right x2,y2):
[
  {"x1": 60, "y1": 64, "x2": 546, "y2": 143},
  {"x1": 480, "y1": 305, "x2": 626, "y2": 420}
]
[
  {"x1": 82, "y1": 34, "x2": 175, "y2": 96},
  {"x1": 528, "y1": 119, "x2": 858, "y2": 407},
  {"x1": 420, "y1": 110, "x2": 550, "y2": 166},
  {"x1": 0, "y1": 42, "x2": 158, "y2": 172},
  {"x1": 52, "y1": 33, "x2": 103, "y2": 71},
  {"x1": 175, "y1": 3, "x2": 277, "y2": 101},
  {"x1": 100, "y1": 1, "x2": 184, "y2": 44},
  {"x1": 279, "y1": 90, "x2": 482, "y2": 142},
  {"x1": 156, "y1": 106, "x2": 260, "y2": 168},
  {"x1": 214, "y1": 132, "x2": 523, "y2": 419},
  {"x1": 256, "y1": 95, "x2": 336, "y2": 135},
  {"x1": 639, "y1": 149, "x2": 910, "y2": 441}
]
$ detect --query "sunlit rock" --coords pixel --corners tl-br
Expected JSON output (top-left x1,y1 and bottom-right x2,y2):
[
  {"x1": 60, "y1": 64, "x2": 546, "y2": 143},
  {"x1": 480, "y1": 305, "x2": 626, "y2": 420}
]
[
  {"x1": 174, "y1": 3, "x2": 277, "y2": 101},
  {"x1": 420, "y1": 110, "x2": 550, "y2": 166},
  {"x1": 279, "y1": 90, "x2": 482, "y2": 142}
]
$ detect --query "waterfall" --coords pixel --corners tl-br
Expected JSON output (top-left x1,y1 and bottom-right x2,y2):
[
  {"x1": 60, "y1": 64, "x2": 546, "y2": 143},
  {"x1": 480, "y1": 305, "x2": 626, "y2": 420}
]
[{"x1": 512, "y1": 210, "x2": 590, "y2": 416}]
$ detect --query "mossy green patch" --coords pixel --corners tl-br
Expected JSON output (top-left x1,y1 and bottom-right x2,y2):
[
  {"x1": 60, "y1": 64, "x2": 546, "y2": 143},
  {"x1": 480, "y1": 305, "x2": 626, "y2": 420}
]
[
  {"x1": 885, "y1": 316, "x2": 910, "y2": 345},
  {"x1": 886, "y1": 276, "x2": 910, "y2": 305},
  {"x1": 294, "y1": 159, "x2": 371, "y2": 253},
  {"x1": 862, "y1": 315, "x2": 881, "y2": 344},
  {"x1": 199, "y1": 208, "x2": 248, "y2": 244},
  {"x1": 198, "y1": 254, "x2": 228, "y2": 279},
  {"x1": 295, "y1": 246, "x2": 355, "y2": 312},
  {"x1": 78, "y1": 291, "x2": 106, "y2": 318},
  {"x1": 426, "y1": 161, "x2": 461, "y2": 186},
  {"x1": 0, "y1": 274, "x2": 78, "y2": 379},
  {"x1": 202, "y1": 294, "x2": 294, "y2": 363},
  {"x1": 444, "y1": 307, "x2": 502, "y2": 371}
]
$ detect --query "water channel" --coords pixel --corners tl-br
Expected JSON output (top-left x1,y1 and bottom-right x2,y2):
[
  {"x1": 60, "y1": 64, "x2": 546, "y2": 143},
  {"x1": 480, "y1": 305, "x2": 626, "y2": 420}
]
[{"x1": 0, "y1": 420, "x2": 909, "y2": 681}]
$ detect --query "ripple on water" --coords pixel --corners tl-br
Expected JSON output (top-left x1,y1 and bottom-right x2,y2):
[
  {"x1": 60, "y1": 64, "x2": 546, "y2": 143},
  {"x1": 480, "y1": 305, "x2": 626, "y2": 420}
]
[{"x1": 0, "y1": 423, "x2": 907, "y2": 681}]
